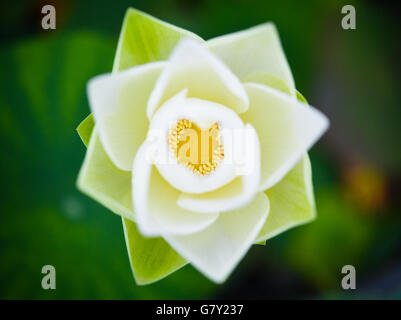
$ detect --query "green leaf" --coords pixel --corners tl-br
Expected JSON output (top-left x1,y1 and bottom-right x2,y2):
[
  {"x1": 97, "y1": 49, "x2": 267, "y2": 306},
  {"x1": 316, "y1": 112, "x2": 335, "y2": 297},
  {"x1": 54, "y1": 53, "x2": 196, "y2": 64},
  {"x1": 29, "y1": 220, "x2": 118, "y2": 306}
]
[{"x1": 77, "y1": 8, "x2": 203, "y2": 284}]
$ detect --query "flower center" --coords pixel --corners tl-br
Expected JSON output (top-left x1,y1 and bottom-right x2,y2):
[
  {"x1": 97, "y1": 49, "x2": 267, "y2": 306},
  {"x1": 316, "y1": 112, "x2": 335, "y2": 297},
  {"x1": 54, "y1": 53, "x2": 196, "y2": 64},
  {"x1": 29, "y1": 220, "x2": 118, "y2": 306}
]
[{"x1": 168, "y1": 119, "x2": 224, "y2": 176}]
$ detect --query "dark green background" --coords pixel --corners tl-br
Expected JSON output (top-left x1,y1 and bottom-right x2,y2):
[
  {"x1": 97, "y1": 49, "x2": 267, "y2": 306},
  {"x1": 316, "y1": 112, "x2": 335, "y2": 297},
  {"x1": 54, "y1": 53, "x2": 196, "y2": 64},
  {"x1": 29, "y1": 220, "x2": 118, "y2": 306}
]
[{"x1": 0, "y1": 0, "x2": 400, "y2": 299}]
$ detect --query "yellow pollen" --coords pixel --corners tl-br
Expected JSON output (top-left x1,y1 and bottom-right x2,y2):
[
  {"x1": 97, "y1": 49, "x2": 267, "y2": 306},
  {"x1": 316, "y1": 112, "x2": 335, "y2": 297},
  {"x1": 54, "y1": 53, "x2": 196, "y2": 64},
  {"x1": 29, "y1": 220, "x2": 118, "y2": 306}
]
[{"x1": 168, "y1": 119, "x2": 224, "y2": 176}]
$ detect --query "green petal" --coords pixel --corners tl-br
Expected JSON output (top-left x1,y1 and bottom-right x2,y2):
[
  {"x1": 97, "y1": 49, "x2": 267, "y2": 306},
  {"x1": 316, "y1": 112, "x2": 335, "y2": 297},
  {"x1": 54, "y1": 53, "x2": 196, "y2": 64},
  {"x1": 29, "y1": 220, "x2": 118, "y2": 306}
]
[
  {"x1": 296, "y1": 90, "x2": 307, "y2": 103},
  {"x1": 122, "y1": 218, "x2": 187, "y2": 285},
  {"x1": 77, "y1": 129, "x2": 133, "y2": 219},
  {"x1": 256, "y1": 154, "x2": 315, "y2": 242},
  {"x1": 77, "y1": 117, "x2": 132, "y2": 219},
  {"x1": 76, "y1": 114, "x2": 94, "y2": 147},
  {"x1": 77, "y1": 8, "x2": 203, "y2": 284},
  {"x1": 113, "y1": 8, "x2": 203, "y2": 72}
]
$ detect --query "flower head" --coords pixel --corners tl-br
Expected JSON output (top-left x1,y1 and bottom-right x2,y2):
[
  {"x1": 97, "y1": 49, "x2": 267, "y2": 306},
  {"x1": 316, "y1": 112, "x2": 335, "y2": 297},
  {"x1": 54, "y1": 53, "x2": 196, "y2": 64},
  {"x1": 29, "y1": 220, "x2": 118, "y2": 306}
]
[{"x1": 77, "y1": 8, "x2": 329, "y2": 284}]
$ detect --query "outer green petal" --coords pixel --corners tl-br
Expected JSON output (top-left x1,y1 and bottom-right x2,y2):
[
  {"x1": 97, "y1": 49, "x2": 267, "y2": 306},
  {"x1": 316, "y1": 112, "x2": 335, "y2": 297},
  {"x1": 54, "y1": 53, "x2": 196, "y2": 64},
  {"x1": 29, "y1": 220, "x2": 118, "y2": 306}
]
[
  {"x1": 256, "y1": 155, "x2": 315, "y2": 243},
  {"x1": 206, "y1": 23, "x2": 295, "y2": 96},
  {"x1": 113, "y1": 8, "x2": 203, "y2": 71},
  {"x1": 122, "y1": 218, "x2": 187, "y2": 285},
  {"x1": 77, "y1": 114, "x2": 94, "y2": 147},
  {"x1": 77, "y1": 8, "x2": 203, "y2": 284},
  {"x1": 77, "y1": 129, "x2": 134, "y2": 219}
]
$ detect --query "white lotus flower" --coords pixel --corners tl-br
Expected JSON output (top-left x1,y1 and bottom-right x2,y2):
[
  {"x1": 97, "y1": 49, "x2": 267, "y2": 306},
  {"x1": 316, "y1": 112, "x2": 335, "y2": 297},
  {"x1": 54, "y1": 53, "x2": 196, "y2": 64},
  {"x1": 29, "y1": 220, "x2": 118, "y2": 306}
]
[{"x1": 77, "y1": 8, "x2": 329, "y2": 284}]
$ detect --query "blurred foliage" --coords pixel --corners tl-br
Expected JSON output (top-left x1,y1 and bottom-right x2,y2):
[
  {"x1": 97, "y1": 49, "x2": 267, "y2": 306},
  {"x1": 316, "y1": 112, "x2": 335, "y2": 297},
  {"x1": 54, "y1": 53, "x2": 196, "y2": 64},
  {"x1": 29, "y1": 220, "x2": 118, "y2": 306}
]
[{"x1": 0, "y1": 0, "x2": 400, "y2": 299}]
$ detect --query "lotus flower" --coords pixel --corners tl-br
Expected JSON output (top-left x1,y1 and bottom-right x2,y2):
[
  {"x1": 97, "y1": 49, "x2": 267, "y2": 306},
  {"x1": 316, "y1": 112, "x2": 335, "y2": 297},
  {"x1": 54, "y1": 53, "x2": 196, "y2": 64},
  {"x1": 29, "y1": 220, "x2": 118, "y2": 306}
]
[{"x1": 77, "y1": 8, "x2": 329, "y2": 284}]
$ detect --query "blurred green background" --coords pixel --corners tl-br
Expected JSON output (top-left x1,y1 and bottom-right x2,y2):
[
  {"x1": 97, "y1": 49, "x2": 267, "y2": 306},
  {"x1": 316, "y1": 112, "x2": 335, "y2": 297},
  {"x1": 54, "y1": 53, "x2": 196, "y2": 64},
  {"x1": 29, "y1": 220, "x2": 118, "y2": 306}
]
[{"x1": 0, "y1": 0, "x2": 400, "y2": 299}]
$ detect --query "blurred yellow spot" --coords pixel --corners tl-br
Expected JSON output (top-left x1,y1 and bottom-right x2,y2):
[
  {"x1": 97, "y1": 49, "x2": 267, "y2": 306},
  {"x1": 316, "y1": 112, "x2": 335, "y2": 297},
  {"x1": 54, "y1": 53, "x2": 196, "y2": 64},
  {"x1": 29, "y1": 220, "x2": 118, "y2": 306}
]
[{"x1": 344, "y1": 164, "x2": 387, "y2": 212}]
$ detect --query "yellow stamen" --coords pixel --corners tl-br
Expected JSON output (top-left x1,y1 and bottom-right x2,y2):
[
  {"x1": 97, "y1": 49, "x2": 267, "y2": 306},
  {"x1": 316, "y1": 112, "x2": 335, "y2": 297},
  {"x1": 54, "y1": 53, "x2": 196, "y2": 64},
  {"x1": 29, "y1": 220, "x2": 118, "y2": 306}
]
[{"x1": 168, "y1": 119, "x2": 224, "y2": 176}]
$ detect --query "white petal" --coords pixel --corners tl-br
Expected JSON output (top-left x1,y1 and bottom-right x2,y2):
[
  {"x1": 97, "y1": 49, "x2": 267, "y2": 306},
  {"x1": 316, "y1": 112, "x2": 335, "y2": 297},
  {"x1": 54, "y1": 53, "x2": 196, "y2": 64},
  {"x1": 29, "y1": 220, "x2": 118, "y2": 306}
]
[
  {"x1": 177, "y1": 124, "x2": 261, "y2": 213},
  {"x1": 132, "y1": 141, "x2": 219, "y2": 237},
  {"x1": 207, "y1": 23, "x2": 296, "y2": 96},
  {"x1": 87, "y1": 62, "x2": 165, "y2": 171},
  {"x1": 148, "y1": 90, "x2": 244, "y2": 194},
  {"x1": 242, "y1": 83, "x2": 329, "y2": 191},
  {"x1": 164, "y1": 192, "x2": 269, "y2": 283},
  {"x1": 147, "y1": 37, "x2": 249, "y2": 119}
]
